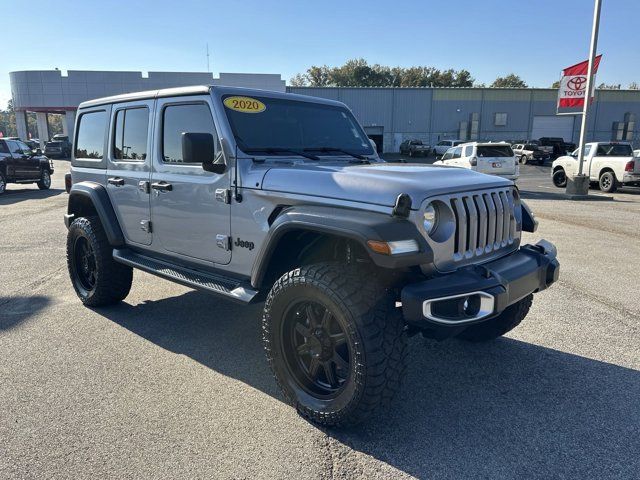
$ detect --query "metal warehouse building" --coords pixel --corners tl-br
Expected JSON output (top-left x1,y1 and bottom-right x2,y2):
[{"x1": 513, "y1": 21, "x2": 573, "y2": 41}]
[
  {"x1": 288, "y1": 87, "x2": 640, "y2": 153},
  {"x1": 9, "y1": 70, "x2": 640, "y2": 152}
]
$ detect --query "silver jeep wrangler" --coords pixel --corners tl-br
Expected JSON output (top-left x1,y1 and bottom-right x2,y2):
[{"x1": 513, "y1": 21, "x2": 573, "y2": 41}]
[{"x1": 64, "y1": 86, "x2": 559, "y2": 427}]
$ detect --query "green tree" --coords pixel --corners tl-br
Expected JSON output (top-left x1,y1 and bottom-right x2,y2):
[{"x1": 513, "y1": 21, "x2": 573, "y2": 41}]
[
  {"x1": 629, "y1": 82, "x2": 639, "y2": 90},
  {"x1": 597, "y1": 83, "x2": 621, "y2": 89},
  {"x1": 490, "y1": 74, "x2": 528, "y2": 88},
  {"x1": 290, "y1": 59, "x2": 474, "y2": 88},
  {"x1": 551, "y1": 80, "x2": 561, "y2": 88}
]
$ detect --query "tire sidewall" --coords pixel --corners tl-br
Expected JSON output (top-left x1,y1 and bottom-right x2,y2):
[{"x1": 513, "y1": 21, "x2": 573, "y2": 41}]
[
  {"x1": 67, "y1": 219, "x2": 100, "y2": 303},
  {"x1": 599, "y1": 172, "x2": 616, "y2": 192},
  {"x1": 552, "y1": 169, "x2": 567, "y2": 188},
  {"x1": 40, "y1": 169, "x2": 51, "y2": 188},
  {"x1": 264, "y1": 275, "x2": 366, "y2": 417},
  {"x1": 0, "y1": 172, "x2": 6, "y2": 194}
]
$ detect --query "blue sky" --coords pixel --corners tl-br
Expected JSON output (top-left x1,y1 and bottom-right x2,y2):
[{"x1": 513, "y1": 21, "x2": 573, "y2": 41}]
[{"x1": 3, "y1": 0, "x2": 639, "y2": 108}]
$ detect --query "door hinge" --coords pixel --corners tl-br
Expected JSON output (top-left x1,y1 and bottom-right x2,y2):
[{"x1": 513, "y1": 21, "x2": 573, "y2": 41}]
[
  {"x1": 216, "y1": 234, "x2": 230, "y2": 251},
  {"x1": 140, "y1": 220, "x2": 152, "y2": 233},
  {"x1": 215, "y1": 188, "x2": 231, "y2": 204}
]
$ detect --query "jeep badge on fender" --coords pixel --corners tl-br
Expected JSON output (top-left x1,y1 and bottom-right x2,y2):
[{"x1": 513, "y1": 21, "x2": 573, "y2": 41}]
[{"x1": 64, "y1": 85, "x2": 559, "y2": 428}]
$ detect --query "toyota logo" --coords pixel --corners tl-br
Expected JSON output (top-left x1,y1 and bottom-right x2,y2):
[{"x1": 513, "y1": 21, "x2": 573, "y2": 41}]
[{"x1": 567, "y1": 76, "x2": 587, "y2": 91}]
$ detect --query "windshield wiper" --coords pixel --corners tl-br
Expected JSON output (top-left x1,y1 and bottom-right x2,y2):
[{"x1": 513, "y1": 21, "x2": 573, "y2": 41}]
[
  {"x1": 303, "y1": 147, "x2": 367, "y2": 160},
  {"x1": 244, "y1": 147, "x2": 319, "y2": 161}
]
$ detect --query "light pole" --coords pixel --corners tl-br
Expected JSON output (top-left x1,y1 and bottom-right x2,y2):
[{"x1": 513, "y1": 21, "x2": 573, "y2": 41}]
[{"x1": 569, "y1": 0, "x2": 602, "y2": 196}]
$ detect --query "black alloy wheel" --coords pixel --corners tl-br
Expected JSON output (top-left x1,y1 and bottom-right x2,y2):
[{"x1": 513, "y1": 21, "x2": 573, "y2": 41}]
[
  {"x1": 281, "y1": 299, "x2": 351, "y2": 398},
  {"x1": 72, "y1": 236, "x2": 97, "y2": 293}
]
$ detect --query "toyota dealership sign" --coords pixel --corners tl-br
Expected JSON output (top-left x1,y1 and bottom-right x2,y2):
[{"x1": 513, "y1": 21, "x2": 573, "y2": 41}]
[{"x1": 557, "y1": 55, "x2": 602, "y2": 113}]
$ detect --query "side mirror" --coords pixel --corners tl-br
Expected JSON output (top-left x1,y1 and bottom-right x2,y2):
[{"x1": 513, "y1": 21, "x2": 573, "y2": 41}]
[
  {"x1": 35, "y1": 148, "x2": 43, "y2": 155},
  {"x1": 182, "y1": 132, "x2": 225, "y2": 174}
]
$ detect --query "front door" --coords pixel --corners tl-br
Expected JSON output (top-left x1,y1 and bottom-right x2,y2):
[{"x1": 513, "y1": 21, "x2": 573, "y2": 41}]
[
  {"x1": 7, "y1": 140, "x2": 37, "y2": 179},
  {"x1": 106, "y1": 101, "x2": 153, "y2": 245},
  {"x1": 149, "y1": 97, "x2": 231, "y2": 265}
]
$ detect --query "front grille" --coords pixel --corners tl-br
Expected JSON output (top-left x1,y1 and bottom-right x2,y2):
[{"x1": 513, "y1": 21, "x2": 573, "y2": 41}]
[{"x1": 449, "y1": 187, "x2": 517, "y2": 261}]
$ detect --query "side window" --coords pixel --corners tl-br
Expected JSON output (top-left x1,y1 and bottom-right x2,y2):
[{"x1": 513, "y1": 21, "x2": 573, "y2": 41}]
[
  {"x1": 113, "y1": 107, "x2": 149, "y2": 161},
  {"x1": 0, "y1": 141, "x2": 8, "y2": 154},
  {"x1": 7, "y1": 140, "x2": 22, "y2": 156},
  {"x1": 584, "y1": 145, "x2": 592, "y2": 157},
  {"x1": 442, "y1": 150, "x2": 453, "y2": 160},
  {"x1": 17, "y1": 141, "x2": 31, "y2": 152},
  {"x1": 75, "y1": 110, "x2": 107, "y2": 159},
  {"x1": 162, "y1": 103, "x2": 216, "y2": 164},
  {"x1": 463, "y1": 145, "x2": 473, "y2": 157},
  {"x1": 452, "y1": 147, "x2": 462, "y2": 159}
]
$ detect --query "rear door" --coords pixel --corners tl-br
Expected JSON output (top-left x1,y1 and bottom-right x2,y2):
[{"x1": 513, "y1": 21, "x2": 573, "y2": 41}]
[
  {"x1": 475, "y1": 144, "x2": 517, "y2": 176},
  {"x1": 106, "y1": 101, "x2": 154, "y2": 245},
  {"x1": 149, "y1": 96, "x2": 231, "y2": 265}
]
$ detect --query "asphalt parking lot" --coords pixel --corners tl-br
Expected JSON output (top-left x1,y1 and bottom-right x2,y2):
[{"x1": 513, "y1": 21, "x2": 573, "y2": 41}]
[{"x1": 1, "y1": 159, "x2": 639, "y2": 479}]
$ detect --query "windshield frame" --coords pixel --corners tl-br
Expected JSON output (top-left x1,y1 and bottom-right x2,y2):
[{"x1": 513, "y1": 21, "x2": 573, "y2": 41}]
[{"x1": 220, "y1": 94, "x2": 375, "y2": 158}]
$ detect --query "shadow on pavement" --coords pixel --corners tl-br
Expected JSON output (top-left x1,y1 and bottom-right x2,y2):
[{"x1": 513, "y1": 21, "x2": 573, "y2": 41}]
[
  {"x1": 0, "y1": 295, "x2": 51, "y2": 330},
  {"x1": 97, "y1": 290, "x2": 639, "y2": 479},
  {"x1": 0, "y1": 188, "x2": 64, "y2": 206}
]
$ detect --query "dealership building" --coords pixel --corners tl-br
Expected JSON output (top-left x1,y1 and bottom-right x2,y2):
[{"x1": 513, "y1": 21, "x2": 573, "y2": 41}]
[{"x1": 9, "y1": 70, "x2": 640, "y2": 152}]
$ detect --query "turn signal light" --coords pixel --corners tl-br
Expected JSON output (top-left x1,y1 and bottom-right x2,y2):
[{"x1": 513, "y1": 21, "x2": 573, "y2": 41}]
[{"x1": 367, "y1": 239, "x2": 419, "y2": 255}]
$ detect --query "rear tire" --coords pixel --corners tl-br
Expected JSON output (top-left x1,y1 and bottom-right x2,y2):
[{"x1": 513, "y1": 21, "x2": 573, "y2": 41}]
[
  {"x1": 457, "y1": 294, "x2": 533, "y2": 342},
  {"x1": 520, "y1": 155, "x2": 528, "y2": 165},
  {"x1": 0, "y1": 172, "x2": 6, "y2": 195},
  {"x1": 263, "y1": 263, "x2": 407, "y2": 427},
  {"x1": 599, "y1": 171, "x2": 617, "y2": 193},
  {"x1": 66, "y1": 216, "x2": 133, "y2": 306},
  {"x1": 37, "y1": 169, "x2": 51, "y2": 190},
  {"x1": 552, "y1": 168, "x2": 567, "y2": 188}
]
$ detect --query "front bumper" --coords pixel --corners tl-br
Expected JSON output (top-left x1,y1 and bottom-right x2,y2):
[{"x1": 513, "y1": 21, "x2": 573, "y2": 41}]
[{"x1": 401, "y1": 240, "x2": 559, "y2": 330}]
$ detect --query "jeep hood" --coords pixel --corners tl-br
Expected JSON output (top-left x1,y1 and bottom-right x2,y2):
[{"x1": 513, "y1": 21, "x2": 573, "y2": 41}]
[{"x1": 260, "y1": 163, "x2": 512, "y2": 208}]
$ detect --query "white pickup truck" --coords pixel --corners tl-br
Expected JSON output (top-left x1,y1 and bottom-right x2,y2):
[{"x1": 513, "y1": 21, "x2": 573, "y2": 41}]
[{"x1": 551, "y1": 142, "x2": 640, "y2": 193}]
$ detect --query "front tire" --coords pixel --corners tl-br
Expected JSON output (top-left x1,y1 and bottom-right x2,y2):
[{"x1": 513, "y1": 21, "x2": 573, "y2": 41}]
[
  {"x1": 599, "y1": 171, "x2": 617, "y2": 193},
  {"x1": 552, "y1": 168, "x2": 567, "y2": 188},
  {"x1": 66, "y1": 216, "x2": 133, "y2": 306},
  {"x1": 37, "y1": 169, "x2": 51, "y2": 190},
  {"x1": 520, "y1": 155, "x2": 528, "y2": 165},
  {"x1": 0, "y1": 171, "x2": 6, "y2": 195},
  {"x1": 263, "y1": 263, "x2": 407, "y2": 427},
  {"x1": 457, "y1": 294, "x2": 533, "y2": 342}
]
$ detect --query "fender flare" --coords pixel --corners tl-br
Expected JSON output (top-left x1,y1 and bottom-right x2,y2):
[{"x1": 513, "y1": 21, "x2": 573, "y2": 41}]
[
  {"x1": 251, "y1": 205, "x2": 433, "y2": 288},
  {"x1": 66, "y1": 181, "x2": 125, "y2": 246}
]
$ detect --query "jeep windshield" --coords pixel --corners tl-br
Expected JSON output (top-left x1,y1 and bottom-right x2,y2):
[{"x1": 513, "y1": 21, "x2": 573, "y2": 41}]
[{"x1": 222, "y1": 95, "x2": 374, "y2": 158}]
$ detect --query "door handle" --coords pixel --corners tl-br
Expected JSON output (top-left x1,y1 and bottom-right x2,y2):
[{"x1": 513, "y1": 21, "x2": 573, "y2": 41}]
[
  {"x1": 108, "y1": 177, "x2": 125, "y2": 186},
  {"x1": 151, "y1": 181, "x2": 172, "y2": 192}
]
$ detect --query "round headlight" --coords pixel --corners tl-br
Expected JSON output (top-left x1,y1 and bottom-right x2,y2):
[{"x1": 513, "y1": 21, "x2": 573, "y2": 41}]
[{"x1": 423, "y1": 203, "x2": 438, "y2": 235}]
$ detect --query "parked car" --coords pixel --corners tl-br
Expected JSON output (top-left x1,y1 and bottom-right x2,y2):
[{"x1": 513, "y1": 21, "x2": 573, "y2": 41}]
[
  {"x1": 64, "y1": 86, "x2": 558, "y2": 427},
  {"x1": 45, "y1": 134, "x2": 72, "y2": 158},
  {"x1": 399, "y1": 139, "x2": 431, "y2": 157},
  {"x1": 433, "y1": 139, "x2": 464, "y2": 158},
  {"x1": 433, "y1": 142, "x2": 519, "y2": 180},
  {"x1": 0, "y1": 138, "x2": 54, "y2": 194},
  {"x1": 539, "y1": 137, "x2": 576, "y2": 159},
  {"x1": 551, "y1": 141, "x2": 640, "y2": 193},
  {"x1": 512, "y1": 143, "x2": 551, "y2": 165}
]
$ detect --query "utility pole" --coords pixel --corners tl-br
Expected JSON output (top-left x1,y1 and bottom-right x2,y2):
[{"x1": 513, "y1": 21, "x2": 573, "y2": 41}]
[{"x1": 570, "y1": 0, "x2": 602, "y2": 195}]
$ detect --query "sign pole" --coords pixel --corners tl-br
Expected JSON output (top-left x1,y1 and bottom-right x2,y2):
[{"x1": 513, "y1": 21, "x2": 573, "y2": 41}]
[{"x1": 575, "y1": 0, "x2": 602, "y2": 178}]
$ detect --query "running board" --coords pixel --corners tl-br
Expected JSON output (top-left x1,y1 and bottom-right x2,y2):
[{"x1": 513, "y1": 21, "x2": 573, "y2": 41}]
[{"x1": 113, "y1": 249, "x2": 259, "y2": 304}]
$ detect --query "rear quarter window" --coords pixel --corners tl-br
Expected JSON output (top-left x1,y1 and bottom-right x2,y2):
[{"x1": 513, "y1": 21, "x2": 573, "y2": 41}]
[{"x1": 75, "y1": 110, "x2": 107, "y2": 159}]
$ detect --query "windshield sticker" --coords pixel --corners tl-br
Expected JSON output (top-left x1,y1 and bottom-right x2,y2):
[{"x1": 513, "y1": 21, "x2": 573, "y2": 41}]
[{"x1": 223, "y1": 96, "x2": 266, "y2": 113}]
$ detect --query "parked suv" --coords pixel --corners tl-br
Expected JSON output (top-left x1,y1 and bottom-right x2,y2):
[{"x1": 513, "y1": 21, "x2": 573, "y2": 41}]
[
  {"x1": 399, "y1": 139, "x2": 431, "y2": 157},
  {"x1": 512, "y1": 143, "x2": 550, "y2": 165},
  {"x1": 434, "y1": 142, "x2": 519, "y2": 180},
  {"x1": 0, "y1": 138, "x2": 53, "y2": 194},
  {"x1": 64, "y1": 86, "x2": 559, "y2": 427},
  {"x1": 45, "y1": 134, "x2": 72, "y2": 158},
  {"x1": 433, "y1": 139, "x2": 463, "y2": 158}
]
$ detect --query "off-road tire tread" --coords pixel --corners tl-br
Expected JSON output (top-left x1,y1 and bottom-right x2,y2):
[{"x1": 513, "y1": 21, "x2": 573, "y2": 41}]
[
  {"x1": 458, "y1": 294, "x2": 533, "y2": 342},
  {"x1": 66, "y1": 216, "x2": 132, "y2": 306},
  {"x1": 262, "y1": 262, "x2": 407, "y2": 427}
]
